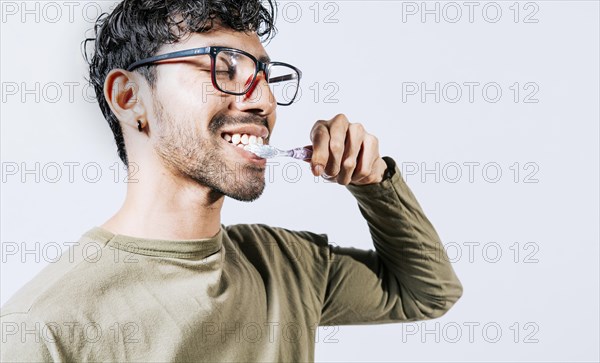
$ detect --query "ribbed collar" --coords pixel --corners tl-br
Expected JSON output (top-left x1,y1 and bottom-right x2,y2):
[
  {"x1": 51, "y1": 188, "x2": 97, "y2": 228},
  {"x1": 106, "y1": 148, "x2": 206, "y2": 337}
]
[{"x1": 84, "y1": 226, "x2": 223, "y2": 259}]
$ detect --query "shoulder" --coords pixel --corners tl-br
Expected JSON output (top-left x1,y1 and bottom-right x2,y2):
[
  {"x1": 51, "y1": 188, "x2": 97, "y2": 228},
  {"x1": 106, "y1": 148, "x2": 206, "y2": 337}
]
[
  {"x1": 224, "y1": 223, "x2": 333, "y2": 276},
  {"x1": 224, "y1": 223, "x2": 333, "y2": 313},
  {"x1": 0, "y1": 311, "x2": 54, "y2": 362},
  {"x1": 1, "y1": 227, "x2": 117, "y2": 319},
  {"x1": 225, "y1": 223, "x2": 331, "y2": 257},
  {"x1": 226, "y1": 223, "x2": 329, "y2": 246}
]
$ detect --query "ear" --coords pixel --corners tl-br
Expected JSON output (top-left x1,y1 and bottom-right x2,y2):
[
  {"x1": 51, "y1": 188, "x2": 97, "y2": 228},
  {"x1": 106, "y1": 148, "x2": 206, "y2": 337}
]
[{"x1": 103, "y1": 69, "x2": 147, "y2": 132}]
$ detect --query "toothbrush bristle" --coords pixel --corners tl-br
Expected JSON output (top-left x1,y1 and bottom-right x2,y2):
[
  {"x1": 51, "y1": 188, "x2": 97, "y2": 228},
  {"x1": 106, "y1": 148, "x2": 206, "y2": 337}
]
[{"x1": 243, "y1": 144, "x2": 277, "y2": 158}]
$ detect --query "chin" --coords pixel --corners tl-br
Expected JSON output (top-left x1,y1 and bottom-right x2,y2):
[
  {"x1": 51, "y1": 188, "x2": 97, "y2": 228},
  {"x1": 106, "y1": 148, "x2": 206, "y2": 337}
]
[
  {"x1": 225, "y1": 176, "x2": 266, "y2": 202},
  {"x1": 193, "y1": 168, "x2": 266, "y2": 202},
  {"x1": 219, "y1": 182, "x2": 265, "y2": 202},
  {"x1": 226, "y1": 192, "x2": 263, "y2": 203}
]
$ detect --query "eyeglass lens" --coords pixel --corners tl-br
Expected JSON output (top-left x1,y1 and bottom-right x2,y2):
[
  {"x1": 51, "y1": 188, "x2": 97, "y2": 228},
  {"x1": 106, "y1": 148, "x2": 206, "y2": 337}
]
[{"x1": 214, "y1": 49, "x2": 299, "y2": 105}]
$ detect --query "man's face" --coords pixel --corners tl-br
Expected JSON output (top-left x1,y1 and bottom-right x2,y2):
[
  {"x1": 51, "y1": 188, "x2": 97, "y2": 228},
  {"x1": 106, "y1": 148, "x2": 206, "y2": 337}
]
[{"x1": 143, "y1": 27, "x2": 277, "y2": 202}]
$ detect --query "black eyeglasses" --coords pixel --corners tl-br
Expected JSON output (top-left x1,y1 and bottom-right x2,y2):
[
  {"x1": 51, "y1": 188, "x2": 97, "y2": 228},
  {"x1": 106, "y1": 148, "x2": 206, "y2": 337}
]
[{"x1": 127, "y1": 46, "x2": 302, "y2": 106}]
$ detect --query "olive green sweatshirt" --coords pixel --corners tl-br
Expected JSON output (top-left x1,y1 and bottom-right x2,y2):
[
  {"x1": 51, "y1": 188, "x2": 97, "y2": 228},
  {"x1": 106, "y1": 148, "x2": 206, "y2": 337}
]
[{"x1": 0, "y1": 157, "x2": 462, "y2": 362}]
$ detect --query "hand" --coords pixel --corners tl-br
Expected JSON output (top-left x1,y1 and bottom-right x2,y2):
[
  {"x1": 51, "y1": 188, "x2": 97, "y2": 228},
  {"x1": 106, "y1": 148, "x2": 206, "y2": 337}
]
[{"x1": 308, "y1": 114, "x2": 388, "y2": 186}]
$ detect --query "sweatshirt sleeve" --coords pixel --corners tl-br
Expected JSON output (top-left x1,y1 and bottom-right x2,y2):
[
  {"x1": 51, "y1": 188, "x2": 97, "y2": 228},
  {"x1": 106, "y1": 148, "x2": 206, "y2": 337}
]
[{"x1": 319, "y1": 157, "x2": 463, "y2": 326}]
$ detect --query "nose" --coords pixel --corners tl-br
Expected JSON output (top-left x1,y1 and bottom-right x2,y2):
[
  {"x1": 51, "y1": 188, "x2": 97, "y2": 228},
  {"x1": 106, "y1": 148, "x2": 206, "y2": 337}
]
[{"x1": 231, "y1": 71, "x2": 276, "y2": 116}]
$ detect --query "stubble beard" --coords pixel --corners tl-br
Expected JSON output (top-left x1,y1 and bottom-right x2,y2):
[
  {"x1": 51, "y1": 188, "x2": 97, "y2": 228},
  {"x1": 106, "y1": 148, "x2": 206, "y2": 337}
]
[{"x1": 152, "y1": 99, "x2": 266, "y2": 202}]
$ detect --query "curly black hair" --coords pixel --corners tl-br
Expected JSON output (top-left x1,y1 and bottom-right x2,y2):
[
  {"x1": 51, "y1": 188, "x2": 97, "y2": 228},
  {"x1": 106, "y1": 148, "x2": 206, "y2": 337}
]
[{"x1": 83, "y1": 0, "x2": 277, "y2": 167}]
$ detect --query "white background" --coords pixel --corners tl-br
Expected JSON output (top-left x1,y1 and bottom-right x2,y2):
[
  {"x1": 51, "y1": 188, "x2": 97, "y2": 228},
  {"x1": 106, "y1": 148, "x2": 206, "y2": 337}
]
[{"x1": 1, "y1": 1, "x2": 599, "y2": 361}]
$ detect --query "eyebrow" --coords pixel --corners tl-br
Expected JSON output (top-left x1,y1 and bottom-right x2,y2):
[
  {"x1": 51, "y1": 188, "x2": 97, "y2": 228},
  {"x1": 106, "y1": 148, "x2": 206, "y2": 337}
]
[
  {"x1": 202, "y1": 41, "x2": 271, "y2": 62},
  {"x1": 258, "y1": 54, "x2": 271, "y2": 63}
]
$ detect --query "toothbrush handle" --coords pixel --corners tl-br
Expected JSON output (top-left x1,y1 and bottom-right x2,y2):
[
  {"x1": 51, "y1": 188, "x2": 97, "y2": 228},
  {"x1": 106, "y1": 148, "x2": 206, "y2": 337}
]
[{"x1": 290, "y1": 147, "x2": 313, "y2": 160}]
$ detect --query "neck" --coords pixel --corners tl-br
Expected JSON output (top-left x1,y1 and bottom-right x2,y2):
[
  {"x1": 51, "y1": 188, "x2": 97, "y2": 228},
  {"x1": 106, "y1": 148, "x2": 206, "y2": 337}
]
[{"x1": 101, "y1": 160, "x2": 224, "y2": 241}]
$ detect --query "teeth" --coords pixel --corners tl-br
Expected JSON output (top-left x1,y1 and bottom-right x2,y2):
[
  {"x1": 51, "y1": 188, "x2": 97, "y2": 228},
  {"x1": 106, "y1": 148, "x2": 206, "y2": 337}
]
[{"x1": 222, "y1": 133, "x2": 266, "y2": 146}]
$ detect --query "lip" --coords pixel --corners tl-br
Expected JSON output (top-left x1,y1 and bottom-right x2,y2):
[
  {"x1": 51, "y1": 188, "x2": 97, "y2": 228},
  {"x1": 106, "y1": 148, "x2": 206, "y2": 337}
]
[{"x1": 220, "y1": 124, "x2": 270, "y2": 140}]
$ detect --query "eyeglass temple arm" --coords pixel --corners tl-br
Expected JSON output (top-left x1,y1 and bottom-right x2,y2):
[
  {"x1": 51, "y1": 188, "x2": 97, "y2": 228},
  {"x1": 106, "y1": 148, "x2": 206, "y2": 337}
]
[{"x1": 127, "y1": 47, "x2": 212, "y2": 71}]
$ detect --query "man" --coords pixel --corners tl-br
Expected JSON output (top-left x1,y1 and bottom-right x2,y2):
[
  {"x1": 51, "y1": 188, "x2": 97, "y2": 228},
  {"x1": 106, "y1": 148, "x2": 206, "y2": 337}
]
[{"x1": 0, "y1": 0, "x2": 462, "y2": 361}]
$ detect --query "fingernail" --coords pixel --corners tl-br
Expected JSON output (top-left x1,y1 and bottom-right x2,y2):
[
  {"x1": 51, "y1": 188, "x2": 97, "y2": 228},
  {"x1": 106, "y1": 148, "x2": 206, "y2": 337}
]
[{"x1": 313, "y1": 164, "x2": 324, "y2": 176}]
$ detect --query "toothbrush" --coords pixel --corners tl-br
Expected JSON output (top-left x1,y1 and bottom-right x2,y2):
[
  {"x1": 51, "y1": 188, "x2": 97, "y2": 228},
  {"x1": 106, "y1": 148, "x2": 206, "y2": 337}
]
[{"x1": 244, "y1": 144, "x2": 312, "y2": 160}]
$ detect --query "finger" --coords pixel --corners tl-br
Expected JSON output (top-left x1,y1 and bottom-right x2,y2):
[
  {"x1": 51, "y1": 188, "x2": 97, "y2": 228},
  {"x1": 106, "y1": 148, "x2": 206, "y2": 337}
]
[
  {"x1": 351, "y1": 134, "x2": 380, "y2": 183},
  {"x1": 324, "y1": 115, "x2": 349, "y2": 177},
  {"x1": 337, "y1": 123, "x2": 365, "y2": 185},
  {"x1": 309, "y1": 121, "x2": 330, "y2": 176}
]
